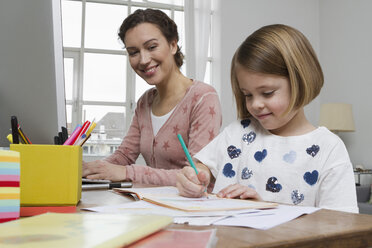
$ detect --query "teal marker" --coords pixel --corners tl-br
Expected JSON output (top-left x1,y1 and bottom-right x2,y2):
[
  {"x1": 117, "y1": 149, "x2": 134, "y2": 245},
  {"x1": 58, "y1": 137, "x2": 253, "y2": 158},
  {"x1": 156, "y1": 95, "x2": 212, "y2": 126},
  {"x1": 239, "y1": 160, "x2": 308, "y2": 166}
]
[{"x1": 177, "y1": 134, "x2": 198, "y2": 174}]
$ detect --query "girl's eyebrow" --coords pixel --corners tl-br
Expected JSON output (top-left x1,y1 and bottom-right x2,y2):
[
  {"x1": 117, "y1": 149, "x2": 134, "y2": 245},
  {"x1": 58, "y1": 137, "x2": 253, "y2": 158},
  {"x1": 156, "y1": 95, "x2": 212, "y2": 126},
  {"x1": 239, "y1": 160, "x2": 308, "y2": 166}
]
[{"x1": 125, "y1": 38, "x2": 158, "y2": 50}]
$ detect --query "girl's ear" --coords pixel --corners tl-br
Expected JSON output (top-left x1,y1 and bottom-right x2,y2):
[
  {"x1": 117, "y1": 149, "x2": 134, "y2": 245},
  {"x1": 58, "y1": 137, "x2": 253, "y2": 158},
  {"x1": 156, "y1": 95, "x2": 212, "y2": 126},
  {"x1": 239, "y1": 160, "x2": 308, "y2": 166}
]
[{"x1": 169, "y1": 39, "x2": 178, "y2": 55}]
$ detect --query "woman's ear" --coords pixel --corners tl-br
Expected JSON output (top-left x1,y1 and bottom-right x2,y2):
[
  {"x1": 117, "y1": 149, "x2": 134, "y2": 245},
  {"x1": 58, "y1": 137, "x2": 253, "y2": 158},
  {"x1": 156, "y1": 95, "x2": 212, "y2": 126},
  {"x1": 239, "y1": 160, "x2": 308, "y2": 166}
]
[{"x1": 169, "y1": 39, "x2": 178, "y2": 55}]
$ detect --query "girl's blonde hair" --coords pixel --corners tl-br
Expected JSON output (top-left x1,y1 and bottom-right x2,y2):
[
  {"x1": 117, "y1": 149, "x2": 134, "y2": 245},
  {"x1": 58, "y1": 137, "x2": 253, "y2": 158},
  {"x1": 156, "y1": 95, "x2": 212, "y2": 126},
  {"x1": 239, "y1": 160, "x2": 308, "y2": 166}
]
[{"x1": 231, "y1": 24, "x2": 324, "y2": 119}]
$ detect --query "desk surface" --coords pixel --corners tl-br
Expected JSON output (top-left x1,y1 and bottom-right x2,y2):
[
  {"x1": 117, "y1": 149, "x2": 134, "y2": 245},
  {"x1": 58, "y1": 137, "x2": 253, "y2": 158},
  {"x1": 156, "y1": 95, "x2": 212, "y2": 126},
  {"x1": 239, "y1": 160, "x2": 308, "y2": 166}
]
[{"x1": 79, "y1": 189, "x2": 372, "y2": 248}]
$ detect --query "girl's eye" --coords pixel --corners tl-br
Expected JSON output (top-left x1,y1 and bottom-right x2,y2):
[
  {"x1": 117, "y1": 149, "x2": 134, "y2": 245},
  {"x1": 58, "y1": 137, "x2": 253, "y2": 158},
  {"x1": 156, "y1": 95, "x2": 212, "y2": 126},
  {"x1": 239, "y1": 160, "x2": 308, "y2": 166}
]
[
  {"x1": 244, "y1": 94, "x2": 252, "y2": 99},
  {"x1": 263, "y1": 90, "x2": 274, "y2": 97}
]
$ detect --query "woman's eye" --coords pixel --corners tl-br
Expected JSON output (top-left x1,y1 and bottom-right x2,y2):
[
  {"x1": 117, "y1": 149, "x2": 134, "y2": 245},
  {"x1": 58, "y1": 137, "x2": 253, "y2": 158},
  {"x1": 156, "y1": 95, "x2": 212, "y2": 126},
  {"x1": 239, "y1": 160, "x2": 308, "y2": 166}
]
[
  {"x1": 148, "y1": 45, "x2": 157, "y2": 50},
  {"x1": 128, "y1": 51, "x2": 138, "y2": 56}
]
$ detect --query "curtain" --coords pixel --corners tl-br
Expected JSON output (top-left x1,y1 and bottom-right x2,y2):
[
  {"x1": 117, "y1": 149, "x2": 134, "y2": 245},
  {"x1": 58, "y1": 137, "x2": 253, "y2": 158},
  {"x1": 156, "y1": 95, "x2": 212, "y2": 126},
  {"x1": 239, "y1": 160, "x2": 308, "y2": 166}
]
[{"x1": 185, "y1": 0, "x2": 211, "y2": 82}]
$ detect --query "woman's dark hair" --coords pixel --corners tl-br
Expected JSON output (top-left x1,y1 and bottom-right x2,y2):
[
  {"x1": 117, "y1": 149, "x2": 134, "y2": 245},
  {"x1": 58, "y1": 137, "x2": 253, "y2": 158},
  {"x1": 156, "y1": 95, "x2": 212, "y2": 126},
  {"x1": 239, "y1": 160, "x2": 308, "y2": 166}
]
[{"x1": 118, "y1": 8, "x2": 184, "y2": 68}]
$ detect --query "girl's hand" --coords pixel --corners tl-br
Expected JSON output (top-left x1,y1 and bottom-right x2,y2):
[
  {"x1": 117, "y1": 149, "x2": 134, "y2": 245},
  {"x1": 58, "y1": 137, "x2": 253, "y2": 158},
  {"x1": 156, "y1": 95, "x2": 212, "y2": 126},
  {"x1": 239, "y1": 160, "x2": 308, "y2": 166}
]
[
  {"x1": 82, "y1": 160, "x2": 127, "y2": 182},
  {"x1": 217, "y1": 184, "x2": 262, "y2": 201},
  {"x1": 176, "y1": 166, "x2": 210, "y2": 198}
]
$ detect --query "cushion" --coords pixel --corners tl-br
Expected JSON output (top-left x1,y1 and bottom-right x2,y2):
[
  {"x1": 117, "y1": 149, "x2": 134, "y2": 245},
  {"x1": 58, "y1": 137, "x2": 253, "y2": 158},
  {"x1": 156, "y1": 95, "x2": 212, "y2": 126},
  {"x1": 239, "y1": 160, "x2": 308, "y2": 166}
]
[{"x1": 356, "y1": 185, "x2": 371, "y2": 202}]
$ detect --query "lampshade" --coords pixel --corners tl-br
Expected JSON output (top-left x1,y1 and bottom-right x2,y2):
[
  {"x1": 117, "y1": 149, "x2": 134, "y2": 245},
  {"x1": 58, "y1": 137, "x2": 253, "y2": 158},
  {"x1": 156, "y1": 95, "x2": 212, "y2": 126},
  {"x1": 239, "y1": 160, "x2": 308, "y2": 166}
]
[{"x1": 319, "y1": 103, "x2": 355, "y2": 132}]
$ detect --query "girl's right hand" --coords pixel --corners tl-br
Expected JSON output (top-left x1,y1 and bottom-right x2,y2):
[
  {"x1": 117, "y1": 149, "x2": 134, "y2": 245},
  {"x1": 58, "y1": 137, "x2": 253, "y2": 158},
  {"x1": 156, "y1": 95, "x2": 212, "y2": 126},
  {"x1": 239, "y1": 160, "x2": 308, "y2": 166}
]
[
  {"x1": 176, "y1": 166, "x2": 210, "y2": 198},
  {"x1": 217, "y1": 184, "x2": 262, "y2": 201}
]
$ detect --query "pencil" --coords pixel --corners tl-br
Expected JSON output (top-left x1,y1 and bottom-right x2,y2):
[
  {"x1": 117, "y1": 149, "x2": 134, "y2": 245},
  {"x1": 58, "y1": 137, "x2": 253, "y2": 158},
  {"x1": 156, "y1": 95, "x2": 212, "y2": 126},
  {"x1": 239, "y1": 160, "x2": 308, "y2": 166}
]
[
  {"x1": 80, "y1": 134, "x2": 91, "y2": 146},
  {"x1": 177, "y1": 134, "x2": 198, "y2": 174},
  {"x1": 18, "y1": 128, "x2": 28, "y2": 144},
  {"x1": 19, "y1": 127, "x2": 32, "y2": 144},
  {"x1": 177, "y1": 134, "x2": 208, "y2": 197}
]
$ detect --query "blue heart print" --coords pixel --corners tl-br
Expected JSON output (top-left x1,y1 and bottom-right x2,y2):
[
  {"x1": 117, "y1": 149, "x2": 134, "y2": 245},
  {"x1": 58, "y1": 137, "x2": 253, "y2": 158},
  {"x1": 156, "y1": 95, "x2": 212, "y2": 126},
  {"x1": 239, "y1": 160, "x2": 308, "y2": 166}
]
[
  {"x1": 283, "y1": 150, "x2": 296, "y2": 164},
  {"x1": 240, "y1": 119, "x2": 251, "y2": 128},
  {"x1": 291, "y1": 190, "x2": 304, "y2": 205},
  {"x1": 303, "y1": 170, "x2": 319, "y2": 185},
  {"x1": 266, "y1": 177, "x2": 282, "y2": 193},
  {"x1": 306, "y1": 145, "x2": 320, "y2": 157},
  {"x1": 242, "y1": 131, "x2": 256, "y2": 145},
  {"x1": 227, "y1": 145, "x2": 241, "y2": 159},
  {"x1": 254, "y1": 149, "x2": 267, "y2": 163},
  {"x1": 223, "y1": 163, "x2": 236, "y2": 178},
  {"x1": 241, "y1": 167, "x2": 253, "y2": 180}
]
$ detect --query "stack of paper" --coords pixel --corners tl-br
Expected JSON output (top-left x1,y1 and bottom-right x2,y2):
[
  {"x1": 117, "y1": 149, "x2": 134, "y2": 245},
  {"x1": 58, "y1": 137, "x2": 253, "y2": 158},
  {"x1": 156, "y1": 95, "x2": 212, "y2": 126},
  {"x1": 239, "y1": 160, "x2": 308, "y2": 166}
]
[
  {"x1": 83, "y1": 186, "x2": 320, "y2": 230},
  {"x1": 0, "y1": 150, "x2": 20, "y2": 223}
]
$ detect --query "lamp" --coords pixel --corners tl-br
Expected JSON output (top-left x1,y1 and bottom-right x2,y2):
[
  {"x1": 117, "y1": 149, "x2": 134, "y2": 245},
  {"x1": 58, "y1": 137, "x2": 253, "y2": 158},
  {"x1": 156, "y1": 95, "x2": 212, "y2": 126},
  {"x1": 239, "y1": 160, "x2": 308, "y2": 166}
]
[{"x1": 319, "y1": 103, "x2": 355, "y2": 133}]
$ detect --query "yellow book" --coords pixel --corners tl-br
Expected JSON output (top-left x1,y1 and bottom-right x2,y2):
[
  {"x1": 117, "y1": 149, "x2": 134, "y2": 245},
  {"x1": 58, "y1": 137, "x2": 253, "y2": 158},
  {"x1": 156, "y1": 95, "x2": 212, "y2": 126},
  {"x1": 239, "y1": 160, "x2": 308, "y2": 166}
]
[{"x1": 0, "y1": 213, "x2": 172, "y2": 247}]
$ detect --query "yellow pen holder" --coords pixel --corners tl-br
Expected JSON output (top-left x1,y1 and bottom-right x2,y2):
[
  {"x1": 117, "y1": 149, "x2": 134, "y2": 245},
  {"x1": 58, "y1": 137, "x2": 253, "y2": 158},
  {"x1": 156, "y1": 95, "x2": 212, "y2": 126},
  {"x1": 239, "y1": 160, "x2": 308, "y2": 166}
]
[{"x1": 10, "y1": 144, "x2": 82, "y2": 206}]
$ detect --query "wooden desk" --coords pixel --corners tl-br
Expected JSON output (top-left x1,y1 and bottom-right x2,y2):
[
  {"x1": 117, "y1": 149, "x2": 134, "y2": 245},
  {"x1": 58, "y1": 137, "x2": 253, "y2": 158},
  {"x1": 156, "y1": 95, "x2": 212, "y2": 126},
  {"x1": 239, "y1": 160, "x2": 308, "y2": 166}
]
[{"x1": 79, "y1": 189, "x2": 372, "y2": 248}]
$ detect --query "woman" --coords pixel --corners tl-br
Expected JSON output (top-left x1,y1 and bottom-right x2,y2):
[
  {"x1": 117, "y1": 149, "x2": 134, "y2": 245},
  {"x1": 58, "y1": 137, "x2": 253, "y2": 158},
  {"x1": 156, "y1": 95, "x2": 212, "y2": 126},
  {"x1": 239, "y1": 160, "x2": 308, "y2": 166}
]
[{"x1": 82, "y1": 9, "x2": 222, "y2": 186}]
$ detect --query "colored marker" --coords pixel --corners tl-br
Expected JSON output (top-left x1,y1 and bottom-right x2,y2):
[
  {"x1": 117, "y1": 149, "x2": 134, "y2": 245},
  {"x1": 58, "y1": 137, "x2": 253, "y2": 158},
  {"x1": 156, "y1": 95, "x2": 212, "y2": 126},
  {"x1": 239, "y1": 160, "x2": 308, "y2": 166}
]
[
  {"x1": 7, "y1": 134, "x2": 13, "y2": 144},
  {"x1": 76, "y1": 134, "x2": 86, "y2": 146},
  {"x1": 85, "y1": 122, "x2": 97, "y2": 137},
  {"x1": 63, "y1": 125, "x2": 82, "y2": 145},
  {"x1": 61, "y1": 126, "x2": 68, "y2": 143},
  {"x1": 10, "y1": 116, "x2": 19, "y2": 144},
  {"x1": 72, "y1": 121, "x2": 90, "y2": 145}
]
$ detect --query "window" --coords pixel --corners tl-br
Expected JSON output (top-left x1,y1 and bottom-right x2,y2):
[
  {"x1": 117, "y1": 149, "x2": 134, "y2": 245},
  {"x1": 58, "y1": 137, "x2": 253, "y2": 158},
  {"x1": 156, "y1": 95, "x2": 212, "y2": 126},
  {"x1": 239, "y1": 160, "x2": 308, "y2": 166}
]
[{"x1": 61, "y1": 0, "x2": 212, "y2": 157}]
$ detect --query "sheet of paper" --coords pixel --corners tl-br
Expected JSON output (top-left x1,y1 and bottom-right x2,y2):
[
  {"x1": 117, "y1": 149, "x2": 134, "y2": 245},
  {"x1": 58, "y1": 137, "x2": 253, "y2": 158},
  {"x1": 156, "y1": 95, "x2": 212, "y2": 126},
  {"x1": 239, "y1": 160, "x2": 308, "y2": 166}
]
[
  {"x1": 173, "y1": 216, "x2": 228, "y2": 226},
  {"x1": 87, "y1": 187, "x2": 319, "y2": 230},
  {"x1": 115, "y1": 186, "x2": 180, "y2": 198},
  {"x1": 115, "y1": 186, "x2": 277, "y2": 212},
  {"x1": 173, "y1": 210, "x2": 275, "y2": 226},
  {"x1": 84, "y1": 200, "x2": 319, "y2": 230},
  {"x1": 213, "y1": 204, "x2": 320, "y2": 230},
  {"x1": 146, "y1": 194, "x2": 276, "y2": 212},
  {"x1": 83, "y1": 201, "x2": 260, "y2": 217}
]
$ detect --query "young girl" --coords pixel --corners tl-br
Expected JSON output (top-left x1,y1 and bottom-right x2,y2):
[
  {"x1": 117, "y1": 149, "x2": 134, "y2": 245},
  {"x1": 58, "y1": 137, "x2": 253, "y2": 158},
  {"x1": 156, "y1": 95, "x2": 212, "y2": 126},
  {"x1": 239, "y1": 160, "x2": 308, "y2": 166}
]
[
  {"x1": 176, "y1": 24, "x2": 358, "y2": 213},
  {"x1": 83, "y1": 9, "x2": 222, "y2": 185}
]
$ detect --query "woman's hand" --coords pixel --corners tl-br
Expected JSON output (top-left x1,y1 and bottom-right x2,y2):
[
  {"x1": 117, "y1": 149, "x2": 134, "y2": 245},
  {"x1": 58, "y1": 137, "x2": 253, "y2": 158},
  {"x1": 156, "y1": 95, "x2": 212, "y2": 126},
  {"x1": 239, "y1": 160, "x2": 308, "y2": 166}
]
[
  {"x1": 82, "y1": 160, "x2": 127, "y2": 182},
  {"x1": 176, "y1": 166, "x2": 210, "y2": 198},
  {"x1": 217, "y1": 184, "x2": 262, "y2": 201}
]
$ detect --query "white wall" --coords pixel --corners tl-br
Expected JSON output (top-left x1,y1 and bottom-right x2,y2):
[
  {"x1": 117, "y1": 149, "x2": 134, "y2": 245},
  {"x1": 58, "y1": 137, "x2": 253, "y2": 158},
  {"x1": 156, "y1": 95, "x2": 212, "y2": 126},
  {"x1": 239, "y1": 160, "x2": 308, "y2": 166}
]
[
  {"x1": 213, "y1": 0, "x2": 321, "y2": 129},
  {"x1": 319, "y1": 0, "x2": 372, "y2": 183},
  {"x1": 213, "y1": 0, "x2": 372, "y2": 183}
]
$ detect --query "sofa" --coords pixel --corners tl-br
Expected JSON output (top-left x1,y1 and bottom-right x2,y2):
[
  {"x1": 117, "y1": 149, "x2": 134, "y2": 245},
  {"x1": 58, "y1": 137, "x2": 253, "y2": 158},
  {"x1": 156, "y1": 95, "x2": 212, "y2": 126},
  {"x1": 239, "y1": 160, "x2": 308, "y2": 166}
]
[{"x1": 356, "y1": 185, "x2": 372, "y2": 214}]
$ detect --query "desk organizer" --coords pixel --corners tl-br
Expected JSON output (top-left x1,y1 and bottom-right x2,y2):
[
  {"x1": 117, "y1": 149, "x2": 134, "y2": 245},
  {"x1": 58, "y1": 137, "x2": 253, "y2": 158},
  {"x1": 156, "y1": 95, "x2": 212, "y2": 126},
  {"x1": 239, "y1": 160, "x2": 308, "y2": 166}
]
[
  {"x1": 10, "y1": 144, "x2": 82, "y2": 206},
  {"x1": 0, "y1": 150, "x2": 20, "y2": 223}
]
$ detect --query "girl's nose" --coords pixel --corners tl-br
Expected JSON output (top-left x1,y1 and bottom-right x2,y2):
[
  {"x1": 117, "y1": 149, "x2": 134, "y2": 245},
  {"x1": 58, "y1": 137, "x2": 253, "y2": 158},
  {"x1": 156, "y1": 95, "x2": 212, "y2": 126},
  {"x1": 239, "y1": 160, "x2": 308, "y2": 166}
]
[{"x1": 251, "y1": 97, "x2": 264, "y2": 110}]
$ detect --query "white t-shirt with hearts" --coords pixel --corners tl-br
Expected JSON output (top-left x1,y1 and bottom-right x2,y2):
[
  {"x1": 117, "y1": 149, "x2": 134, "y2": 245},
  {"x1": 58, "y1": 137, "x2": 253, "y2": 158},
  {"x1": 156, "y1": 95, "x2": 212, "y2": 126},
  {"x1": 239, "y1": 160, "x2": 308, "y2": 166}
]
[{"x1": 194, "y1": 118, "x2": 358, "y2": 213}]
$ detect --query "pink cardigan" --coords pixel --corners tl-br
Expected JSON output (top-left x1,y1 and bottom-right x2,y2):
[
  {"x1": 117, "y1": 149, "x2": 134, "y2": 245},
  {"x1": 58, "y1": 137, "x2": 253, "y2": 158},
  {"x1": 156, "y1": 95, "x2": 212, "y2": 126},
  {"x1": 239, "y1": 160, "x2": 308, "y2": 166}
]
[{"x1": 105, "y1": 80, "x2": 222, "y2": 186}]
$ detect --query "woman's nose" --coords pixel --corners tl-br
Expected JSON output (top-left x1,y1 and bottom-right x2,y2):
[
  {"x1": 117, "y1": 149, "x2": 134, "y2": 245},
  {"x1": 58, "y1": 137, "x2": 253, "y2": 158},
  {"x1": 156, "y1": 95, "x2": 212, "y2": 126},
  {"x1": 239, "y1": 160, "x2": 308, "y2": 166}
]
[{"x1": 139, "y1": 51, "x2": 151, "y2": 65}]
